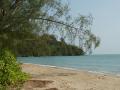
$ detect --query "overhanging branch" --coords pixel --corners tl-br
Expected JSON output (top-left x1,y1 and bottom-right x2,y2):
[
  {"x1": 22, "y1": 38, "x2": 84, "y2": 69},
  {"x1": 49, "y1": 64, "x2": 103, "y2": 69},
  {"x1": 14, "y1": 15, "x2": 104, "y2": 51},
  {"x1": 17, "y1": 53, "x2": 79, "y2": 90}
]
[{"x1": 14, "y1": 17, "x2": 80, "y2": 31}]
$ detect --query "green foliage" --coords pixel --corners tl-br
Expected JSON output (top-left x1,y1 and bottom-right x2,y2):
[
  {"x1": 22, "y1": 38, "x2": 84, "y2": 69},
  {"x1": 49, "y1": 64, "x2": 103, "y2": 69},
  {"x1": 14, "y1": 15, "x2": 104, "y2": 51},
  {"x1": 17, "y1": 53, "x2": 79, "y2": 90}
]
[
  {"x1": 0, "y1": 49, "x2": 28, "y2": 90},
  {"x1": 0, "y1": 0, "x2": 100, "y2": 54},
  {"x1": 11, "y1": 34, "x2": 84, "y2": 56}
]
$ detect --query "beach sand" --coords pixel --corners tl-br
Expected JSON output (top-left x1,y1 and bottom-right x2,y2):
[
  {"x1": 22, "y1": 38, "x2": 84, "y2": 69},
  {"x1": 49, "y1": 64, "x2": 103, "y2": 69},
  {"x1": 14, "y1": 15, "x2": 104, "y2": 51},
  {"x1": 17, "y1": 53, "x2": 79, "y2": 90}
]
[{"x1": 21, "y1": 64, "x2": 120, "y2": 90}]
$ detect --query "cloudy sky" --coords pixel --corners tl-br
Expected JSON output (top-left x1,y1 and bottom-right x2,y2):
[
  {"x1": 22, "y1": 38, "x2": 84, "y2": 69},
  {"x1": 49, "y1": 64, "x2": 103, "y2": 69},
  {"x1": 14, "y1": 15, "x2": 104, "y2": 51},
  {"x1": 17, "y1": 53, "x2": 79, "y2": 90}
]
[{"x1": 68, "y1": 0, "x2": 120, "y2": 54}]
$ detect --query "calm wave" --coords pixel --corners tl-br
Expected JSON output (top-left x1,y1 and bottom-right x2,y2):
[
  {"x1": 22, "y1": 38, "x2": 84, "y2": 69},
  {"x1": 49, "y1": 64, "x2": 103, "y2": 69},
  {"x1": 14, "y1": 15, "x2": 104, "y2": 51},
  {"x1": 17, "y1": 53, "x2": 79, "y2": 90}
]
[{"x1": 18, "y1": 55, "x2": 120, "y2": 75}]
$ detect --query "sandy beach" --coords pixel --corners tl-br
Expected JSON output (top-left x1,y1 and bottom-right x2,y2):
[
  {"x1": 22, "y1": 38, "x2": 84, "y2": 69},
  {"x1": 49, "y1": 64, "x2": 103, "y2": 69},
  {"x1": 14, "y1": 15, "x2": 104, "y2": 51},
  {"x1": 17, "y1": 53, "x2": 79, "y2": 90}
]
[{"x1": 21, "y1": 64, "x2": 120, "y2": 90}]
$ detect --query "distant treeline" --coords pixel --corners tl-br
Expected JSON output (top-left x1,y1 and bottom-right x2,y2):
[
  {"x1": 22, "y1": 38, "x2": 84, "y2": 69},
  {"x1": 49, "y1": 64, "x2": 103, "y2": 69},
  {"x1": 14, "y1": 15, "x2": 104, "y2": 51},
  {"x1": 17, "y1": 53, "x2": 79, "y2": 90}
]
[{"x1": 10, "y1": 34, "x2": 84, "y2": 56}]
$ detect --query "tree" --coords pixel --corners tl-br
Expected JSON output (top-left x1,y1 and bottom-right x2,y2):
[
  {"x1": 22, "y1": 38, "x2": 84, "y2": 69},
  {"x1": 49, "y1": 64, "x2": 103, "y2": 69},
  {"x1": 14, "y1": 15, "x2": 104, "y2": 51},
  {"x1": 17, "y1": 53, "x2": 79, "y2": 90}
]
[
  {"x1": 0, "y1": 0, "x2": 100, "y2": 54},
  {"x1": 0, "y1": 0, "x2": 69, "y2": 48},
  {"x1": 72, "y1": 15, "x2": 100, "y2": 54}
]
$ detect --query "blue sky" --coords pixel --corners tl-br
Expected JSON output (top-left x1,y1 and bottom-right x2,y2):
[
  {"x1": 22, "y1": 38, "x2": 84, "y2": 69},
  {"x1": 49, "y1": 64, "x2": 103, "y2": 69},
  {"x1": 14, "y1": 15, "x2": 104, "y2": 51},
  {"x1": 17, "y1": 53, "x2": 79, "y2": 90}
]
[{"x1": 68, "y1": 0, "x2": 120, "y2": 54}]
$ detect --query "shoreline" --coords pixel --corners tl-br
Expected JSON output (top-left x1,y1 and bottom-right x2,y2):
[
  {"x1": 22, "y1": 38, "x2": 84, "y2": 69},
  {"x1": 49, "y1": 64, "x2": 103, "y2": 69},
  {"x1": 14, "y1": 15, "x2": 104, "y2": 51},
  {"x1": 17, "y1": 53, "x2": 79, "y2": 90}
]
[
  {"x1": 21, "y1": 63, "x2": 120, "y2": 90},
  {"x1": 22, "y1": 63, "x2": 120, "y2": 77}
]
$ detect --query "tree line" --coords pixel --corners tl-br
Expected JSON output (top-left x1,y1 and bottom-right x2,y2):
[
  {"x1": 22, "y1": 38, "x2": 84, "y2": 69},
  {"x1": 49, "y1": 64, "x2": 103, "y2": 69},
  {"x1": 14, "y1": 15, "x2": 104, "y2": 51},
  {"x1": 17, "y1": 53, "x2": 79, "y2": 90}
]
[{"x1": 11, "y1": 34, "x2": 84, "y2": 56}]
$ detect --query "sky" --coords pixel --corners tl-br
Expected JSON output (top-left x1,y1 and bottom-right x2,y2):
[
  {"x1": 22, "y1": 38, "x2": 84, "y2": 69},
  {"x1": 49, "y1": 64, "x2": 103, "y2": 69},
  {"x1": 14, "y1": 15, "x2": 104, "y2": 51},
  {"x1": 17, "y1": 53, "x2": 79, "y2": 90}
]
[{"x1": 68, "y1": 0, "x2": 120, "y2": 54}]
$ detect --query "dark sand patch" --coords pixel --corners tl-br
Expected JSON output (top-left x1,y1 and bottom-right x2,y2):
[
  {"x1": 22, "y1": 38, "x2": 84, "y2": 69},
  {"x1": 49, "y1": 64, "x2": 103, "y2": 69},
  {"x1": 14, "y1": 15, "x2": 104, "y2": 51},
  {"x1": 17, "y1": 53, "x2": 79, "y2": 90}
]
[
  {"x1": 45, "y1": 88, "x2": 58, "y2": 90},
  {"x1": 23, "y1": 80, "x2": 53, "y2": 89}
]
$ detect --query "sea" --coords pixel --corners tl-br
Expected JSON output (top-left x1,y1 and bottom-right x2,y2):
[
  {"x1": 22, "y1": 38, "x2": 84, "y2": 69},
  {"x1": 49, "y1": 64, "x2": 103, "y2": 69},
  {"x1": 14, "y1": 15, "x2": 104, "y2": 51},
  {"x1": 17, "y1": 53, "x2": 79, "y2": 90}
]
[{"x1": 18, "y1": 54, "x2": 120, "y2": 76}]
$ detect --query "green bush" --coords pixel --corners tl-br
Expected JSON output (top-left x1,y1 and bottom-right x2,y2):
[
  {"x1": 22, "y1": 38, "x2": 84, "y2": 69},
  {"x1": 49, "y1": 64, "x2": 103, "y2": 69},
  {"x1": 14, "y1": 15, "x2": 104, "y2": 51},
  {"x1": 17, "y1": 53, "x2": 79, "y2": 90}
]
[{"x1": 0, "y1": 49, "x2": 28, "y2": 90}]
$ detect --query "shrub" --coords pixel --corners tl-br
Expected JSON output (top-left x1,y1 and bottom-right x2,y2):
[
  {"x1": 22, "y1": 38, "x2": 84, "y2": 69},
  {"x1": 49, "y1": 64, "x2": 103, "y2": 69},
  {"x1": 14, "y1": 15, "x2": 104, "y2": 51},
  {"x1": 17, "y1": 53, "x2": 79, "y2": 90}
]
[{"x1": 0, "y1": 49, "x2": 28, "y2": 90}]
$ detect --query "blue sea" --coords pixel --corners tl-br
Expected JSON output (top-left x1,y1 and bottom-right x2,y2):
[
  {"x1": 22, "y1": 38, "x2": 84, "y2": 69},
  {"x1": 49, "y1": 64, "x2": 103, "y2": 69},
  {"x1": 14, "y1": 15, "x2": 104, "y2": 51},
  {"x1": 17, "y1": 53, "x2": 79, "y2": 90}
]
[{"x1": 18, "y1": 55, "x2": 120, "y2": 75}]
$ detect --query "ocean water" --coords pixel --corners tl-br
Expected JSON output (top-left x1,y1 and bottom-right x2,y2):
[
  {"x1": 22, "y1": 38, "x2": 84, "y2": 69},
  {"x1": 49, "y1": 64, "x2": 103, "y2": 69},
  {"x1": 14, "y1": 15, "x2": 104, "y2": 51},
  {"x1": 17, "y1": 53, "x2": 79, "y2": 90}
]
[{"x1": 18, "y1": 55, "x2": 120, "y2": 75}]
